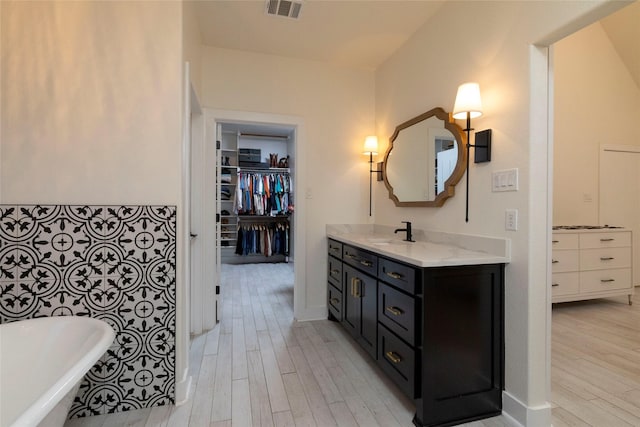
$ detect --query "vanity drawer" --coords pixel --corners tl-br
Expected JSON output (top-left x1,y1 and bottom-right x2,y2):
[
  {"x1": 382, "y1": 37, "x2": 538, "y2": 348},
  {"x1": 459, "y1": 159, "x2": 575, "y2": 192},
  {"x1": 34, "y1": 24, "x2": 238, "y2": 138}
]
[
  {"x1": 580, "y1": 247, "x2": 631, "y2": 271},
  {"x1": 580, "y1": 232, "x2": 631, "y2": 249},
  {"x1": 378, "y1": 257, "x2": 418, "y2": 295},
  {"x1": 378, "y1": 283, "x2": 417, "y2": 346},
  {"x1": 551, "y1": 233, "x2": 579, "y2": 250},
  {"x1": 328, "y1": 239, "x2": 343, "y2": 259},
  {"x1": 343, "y1": 244, "x2": 378, "y2": 276},
  {"x1": 551, "y1": 249, "x2": 579, "y2": 273},
  {"x1": 328, "y1": 284, "x2": 343, "y2": 321},
  {"x1": 551, "y1": 272, "x2": 580, "y2": 296},
  {"x1": 328, "y1": 256, "x2": 343, "y2": 288},
  {"x1": 378, "y1": 324, "x2": 417, "y2": 399},
  {"x1": 580, "y1": 268, "x2": 631, "y2": 293}
]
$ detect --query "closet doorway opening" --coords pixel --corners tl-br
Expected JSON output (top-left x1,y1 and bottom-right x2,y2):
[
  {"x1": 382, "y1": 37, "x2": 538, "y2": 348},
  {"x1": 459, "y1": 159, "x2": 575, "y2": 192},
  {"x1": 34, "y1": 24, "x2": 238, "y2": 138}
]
[{"x1": 213, "y1": 116, "x2": 302, "y2": 325}]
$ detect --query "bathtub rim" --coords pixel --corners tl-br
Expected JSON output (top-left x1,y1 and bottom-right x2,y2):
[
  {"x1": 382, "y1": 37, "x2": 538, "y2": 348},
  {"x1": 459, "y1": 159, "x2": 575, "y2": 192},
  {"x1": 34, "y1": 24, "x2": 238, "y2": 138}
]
[{"x1": 0, "y1": 315, "x2": 115, "y2": 427}]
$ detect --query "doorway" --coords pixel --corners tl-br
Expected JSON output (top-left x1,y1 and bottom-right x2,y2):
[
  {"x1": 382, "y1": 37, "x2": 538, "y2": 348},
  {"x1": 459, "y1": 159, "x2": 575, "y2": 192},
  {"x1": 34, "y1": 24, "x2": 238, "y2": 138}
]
[{"x1": 199, "y1": 109, "x2": 307, "y2": 329}]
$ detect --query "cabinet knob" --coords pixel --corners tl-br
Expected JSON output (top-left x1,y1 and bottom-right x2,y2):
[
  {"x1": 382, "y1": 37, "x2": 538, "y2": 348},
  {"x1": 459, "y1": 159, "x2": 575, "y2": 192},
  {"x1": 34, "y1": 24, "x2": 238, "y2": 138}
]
[{"x1": 385, "y1": 351, "x2": 402, "y2": 364}]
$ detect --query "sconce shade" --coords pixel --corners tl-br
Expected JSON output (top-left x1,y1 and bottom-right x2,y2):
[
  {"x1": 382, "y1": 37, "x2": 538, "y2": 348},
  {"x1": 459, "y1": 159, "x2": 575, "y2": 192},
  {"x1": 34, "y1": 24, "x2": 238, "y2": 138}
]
[
  {"x1": 452, "y1": 82, "x2": 483, "y2": 120},
  {"x1": 363, "y1": 135, "x2": 379, "y2": 155}
]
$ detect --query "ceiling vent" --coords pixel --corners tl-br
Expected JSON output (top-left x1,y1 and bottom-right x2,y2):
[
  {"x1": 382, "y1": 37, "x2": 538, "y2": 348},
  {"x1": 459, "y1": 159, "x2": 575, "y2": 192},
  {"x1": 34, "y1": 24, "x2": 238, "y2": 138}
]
[{"x1": 265, "y1": 0, "x2": 302, "y2": 20}]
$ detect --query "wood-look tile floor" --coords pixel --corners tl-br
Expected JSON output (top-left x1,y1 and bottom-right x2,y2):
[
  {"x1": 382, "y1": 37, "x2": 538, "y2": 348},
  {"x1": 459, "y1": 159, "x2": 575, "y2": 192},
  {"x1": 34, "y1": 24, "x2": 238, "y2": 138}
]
[{"x1": 64, "y1": 264, "x2": 640, "y2": 427}]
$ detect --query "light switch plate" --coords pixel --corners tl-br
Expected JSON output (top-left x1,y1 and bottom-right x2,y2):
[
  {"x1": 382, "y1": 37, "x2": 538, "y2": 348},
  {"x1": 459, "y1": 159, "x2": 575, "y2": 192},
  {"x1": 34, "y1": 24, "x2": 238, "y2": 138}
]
[{"x1": 492, "y1": 169, "x2": 519, "y2": 192}]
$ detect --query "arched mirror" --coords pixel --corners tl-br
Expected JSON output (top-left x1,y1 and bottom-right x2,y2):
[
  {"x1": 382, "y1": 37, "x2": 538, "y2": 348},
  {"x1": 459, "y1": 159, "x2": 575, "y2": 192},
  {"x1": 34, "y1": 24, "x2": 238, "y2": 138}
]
[{"x1": 383, "y1": 107, "x2": 467, "y2": 207}]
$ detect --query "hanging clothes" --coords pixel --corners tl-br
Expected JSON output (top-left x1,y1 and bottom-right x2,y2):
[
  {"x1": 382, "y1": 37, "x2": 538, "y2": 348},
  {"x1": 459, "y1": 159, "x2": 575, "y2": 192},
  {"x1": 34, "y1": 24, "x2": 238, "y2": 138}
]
[
  {"x1": 234, "y1": 221, "x2": 290, "y2": 257},
  {"x1": 236, "y1": 171, "x2": 292, "y2": 216}
]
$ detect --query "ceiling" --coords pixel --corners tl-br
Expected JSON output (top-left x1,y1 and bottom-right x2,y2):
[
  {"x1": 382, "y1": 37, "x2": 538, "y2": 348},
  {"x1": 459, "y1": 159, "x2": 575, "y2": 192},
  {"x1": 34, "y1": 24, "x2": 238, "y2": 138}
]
[
  {"x1": 194, "y1": 0, "x2": 639, "y2": 84},
  {"x1": 194, "y1": 0, "x2": 445, "y2": 70}
]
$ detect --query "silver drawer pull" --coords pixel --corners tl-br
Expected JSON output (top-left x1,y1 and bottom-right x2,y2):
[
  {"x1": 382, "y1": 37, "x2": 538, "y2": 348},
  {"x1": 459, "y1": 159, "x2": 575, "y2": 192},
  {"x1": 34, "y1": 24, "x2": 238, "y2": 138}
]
[
  {"x1": 330, "y1": 247, "x2": 339, "y2": 252},
  {"x1": 360, "y1": 260, "x2": 373, "y2": 267},
  {"x1": 601, "y1": 279, "x2": 615, "y2": 283},
  {"x1": 345, "y1": 253, "x2": 356, "y2": 259},
  {"x1": 385, "y1": 351, "x2": 402, "y2": 364},
  {"x1": 552, "y1": 284, "x2": 559, "y2": 287},
  {"x1": 330, "y1": 298, "x2": 340, "y2": 305},
  {"x1": 330, "y1": 269, "x2": 340, "y2": 275},
  {"x1": 385, "y1": 271, "x2": 404, "y2": 280},
  {"x1": 551, "y1": 260, "x2": 559, "y2": 264},
  {"x1": 600, "y1": 257, "x2": 614, "y2": 261},
  {"x1": 385, "y1": 306, "x2": 404, "y2": 316},
  {"x1": 600, "y1": 238, "x2": 615, "y2": 242}
]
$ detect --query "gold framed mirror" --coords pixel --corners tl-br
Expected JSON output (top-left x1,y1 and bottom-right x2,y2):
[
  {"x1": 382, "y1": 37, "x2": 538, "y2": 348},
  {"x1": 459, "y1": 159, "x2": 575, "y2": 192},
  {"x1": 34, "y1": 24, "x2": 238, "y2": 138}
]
[{"x1": 383, "y1": 107, "x2": 467, "y2": 207}]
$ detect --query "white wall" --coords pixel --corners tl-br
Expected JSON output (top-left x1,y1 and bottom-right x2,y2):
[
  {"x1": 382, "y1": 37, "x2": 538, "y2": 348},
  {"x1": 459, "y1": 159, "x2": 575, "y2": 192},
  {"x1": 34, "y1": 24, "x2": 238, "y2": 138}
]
[
  {"x1": 553, "y1": 21, "x2": 640, "y2": 225},
  {"x1": 200, "y1": 46, "x2": 375, "y2": 318},
  {"x1": 373, "y1": 1, "x2": 630, "y2": 425}
]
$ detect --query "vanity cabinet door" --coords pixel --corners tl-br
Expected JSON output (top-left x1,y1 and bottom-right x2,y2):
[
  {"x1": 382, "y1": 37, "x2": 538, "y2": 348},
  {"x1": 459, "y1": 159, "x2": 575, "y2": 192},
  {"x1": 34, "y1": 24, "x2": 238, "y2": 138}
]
[{"x1": 343, "y1": 264, "x2": 378, "y2": 359}]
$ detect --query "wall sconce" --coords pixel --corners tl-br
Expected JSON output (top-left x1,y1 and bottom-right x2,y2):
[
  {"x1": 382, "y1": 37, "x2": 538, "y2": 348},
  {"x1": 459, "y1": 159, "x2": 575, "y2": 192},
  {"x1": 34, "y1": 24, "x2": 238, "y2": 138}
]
[
  {"x1": 453, "y1": 82, "x2": 492, "y2": 222},
  {"x1": 363, "y1": 135, "x2": 381, "y2": 216}
]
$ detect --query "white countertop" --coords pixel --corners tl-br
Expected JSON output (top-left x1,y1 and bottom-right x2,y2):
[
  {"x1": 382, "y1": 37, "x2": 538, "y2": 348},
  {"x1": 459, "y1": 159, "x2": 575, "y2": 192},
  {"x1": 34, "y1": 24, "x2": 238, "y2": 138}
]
[
  {"x1": 326, "y1": 224, "x2": 510, "y2": 268},
  {"x1": 552, "y1": 227, "x2": 630, "y2": 234}
]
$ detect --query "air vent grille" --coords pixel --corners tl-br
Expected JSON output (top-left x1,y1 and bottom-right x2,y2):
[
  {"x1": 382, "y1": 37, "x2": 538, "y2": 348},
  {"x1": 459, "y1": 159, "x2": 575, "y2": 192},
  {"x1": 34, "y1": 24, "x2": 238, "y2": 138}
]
[{"x1": 265, "y1": 0, "x2": 302, "y2": 19}]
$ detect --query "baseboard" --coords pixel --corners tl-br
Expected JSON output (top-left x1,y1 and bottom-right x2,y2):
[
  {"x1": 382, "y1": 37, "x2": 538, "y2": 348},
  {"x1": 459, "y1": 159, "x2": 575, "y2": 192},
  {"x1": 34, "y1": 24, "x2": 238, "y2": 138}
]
[
  {"x1": 502, "y1": 391, "x2": 552, "y2": 427},
  {"x1": 175, "y1": 374, "x2": 192, "y2": 405},
  {"x1": 294, "y1": 305, "x2": 328, "y2": 322}
]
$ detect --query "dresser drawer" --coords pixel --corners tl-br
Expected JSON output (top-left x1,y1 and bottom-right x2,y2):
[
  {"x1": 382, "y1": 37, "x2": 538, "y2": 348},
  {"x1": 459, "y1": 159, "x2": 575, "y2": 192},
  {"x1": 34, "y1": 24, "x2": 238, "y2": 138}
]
[
  {"x1": 551, "y1": 249, "x2": 579, "y2": 273},
  {"x1": 328, "y1": 239, "x2": 343, "y2": 259},
  {"x1": 328, "y1": 284, "x2": 343, "y2": 321},
  {"x1": 343, "y1": 245, "x2": 378, "y2": 276},
  {"x1": 580, "y1": 268, "x2": 631, "y2": 293},
  {"x1": 328, "y1": 256, "x2": 343, "y2": 288},
  {"x1": 378, "y1": 324, "x2": 417, "y2": 399},
  {"x1": 378, "y1": 257, "x2": 418, "y2": 295},
  {"x1": 580, "y1": 247, "x2": 631, "y2": 270},
  {"x1": 378, "y1": 283, "x2": 417, "y2": 346},
  {"x1": 551, "y1": 233, "x2": 579, "y2": 250},
  {"x1": 580, "y1": 232, "x2": 631, "y2": 249},
  {"x1": 551, "y1": 272, "x2": 579, "y2": 296}
]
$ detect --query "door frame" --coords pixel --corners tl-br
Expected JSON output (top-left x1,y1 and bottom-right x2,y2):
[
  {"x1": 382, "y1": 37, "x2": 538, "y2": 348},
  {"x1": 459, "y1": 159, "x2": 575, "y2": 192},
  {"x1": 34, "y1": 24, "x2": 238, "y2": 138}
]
[{"x1": 203, "y1": 108, "x2": 307, "y2": 321}]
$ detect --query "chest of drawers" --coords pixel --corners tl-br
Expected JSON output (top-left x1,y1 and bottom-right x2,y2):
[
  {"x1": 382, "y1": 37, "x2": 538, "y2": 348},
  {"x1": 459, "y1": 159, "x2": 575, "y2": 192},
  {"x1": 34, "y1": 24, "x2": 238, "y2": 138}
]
[
  {"x1": 551, "y1": 230, "x2": 633, "y2": 304},
  {"x1": 327, "y1": 238, "x2": 505, "y2": 427}
]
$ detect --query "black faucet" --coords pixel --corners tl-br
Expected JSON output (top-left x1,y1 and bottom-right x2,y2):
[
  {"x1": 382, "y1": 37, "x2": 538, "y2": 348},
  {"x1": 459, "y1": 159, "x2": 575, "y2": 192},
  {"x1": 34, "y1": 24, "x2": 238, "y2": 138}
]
[{"x1": 394, "y1": 221, "x2": 414, "y2": 242}]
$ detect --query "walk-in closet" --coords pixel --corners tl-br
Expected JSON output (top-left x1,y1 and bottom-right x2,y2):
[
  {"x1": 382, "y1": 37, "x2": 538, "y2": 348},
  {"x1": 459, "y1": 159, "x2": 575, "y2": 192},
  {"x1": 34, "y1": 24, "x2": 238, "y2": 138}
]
[{"x1": 216, "y1": 122, "x2": 296, "y2": 267}]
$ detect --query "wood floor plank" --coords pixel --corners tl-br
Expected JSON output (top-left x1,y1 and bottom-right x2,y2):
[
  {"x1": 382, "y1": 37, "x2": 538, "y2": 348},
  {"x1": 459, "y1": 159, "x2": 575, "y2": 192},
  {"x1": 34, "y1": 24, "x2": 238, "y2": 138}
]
[
  {"x1": 327, "y1": 401, "x2": 358, "y2": 427},
  {"x1": 210, "y1": 333, "x2": 233, "y2": 422},
  {"x1": 281, "y1": 372, "x2": 316, "y2": 426},
  {"x1": 247, "y1": 350, "x2": 275, "y2": 427},
  {"x1": 232, "y1": 317, "x2": 249, "y2": 380},
  {"x1": 232, "y1": 378, "x2": 253, "y2": 427},
  {"x1": 144, "y1": 404, "x2": 171, "y2": 427},
  {"x1": 272, "y1": 411, "x2": 296, "y2": 427},
  {"x1": 189, "y1": 355, "x2": 217, "y2": 425},
  {"x1": 204, "y1": 325, "x2": 221, "y2": 356},
  {"x1": 257, "y1": 330, "x2": 291, "y2": 414}
]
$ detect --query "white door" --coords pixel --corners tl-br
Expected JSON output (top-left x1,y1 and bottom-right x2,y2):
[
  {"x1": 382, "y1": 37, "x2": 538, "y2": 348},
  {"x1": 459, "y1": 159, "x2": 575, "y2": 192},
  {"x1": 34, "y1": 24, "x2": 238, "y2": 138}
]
[{"x1": 599, "y1": 145, "x2": 640, "y2": 287}]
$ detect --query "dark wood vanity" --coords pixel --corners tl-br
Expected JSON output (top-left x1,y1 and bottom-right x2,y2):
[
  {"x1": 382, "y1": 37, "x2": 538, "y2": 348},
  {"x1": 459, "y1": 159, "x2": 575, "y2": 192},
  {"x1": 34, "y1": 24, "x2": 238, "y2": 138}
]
[{"x1": 327, "y1": 238, "x2": 505, "y2": 427}]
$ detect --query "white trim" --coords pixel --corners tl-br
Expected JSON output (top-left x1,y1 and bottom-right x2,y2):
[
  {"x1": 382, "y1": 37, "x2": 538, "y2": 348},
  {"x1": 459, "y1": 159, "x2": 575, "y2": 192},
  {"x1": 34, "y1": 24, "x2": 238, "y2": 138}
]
[
  {"x1": 601, "y1": 144, "x2": 640, "y2": 154},
  {"x1": 294, "y1": 306, "x2": 328, "y2": 322},
  {"x1": 174, "y1": 374, "x2": 192, "y2": 405},
  {"x1": 203, "y1": 109, "x2": 307, "y2": 322},
  {"x1": 502, "y1": 391, "x2": 552, "y2": 427}
]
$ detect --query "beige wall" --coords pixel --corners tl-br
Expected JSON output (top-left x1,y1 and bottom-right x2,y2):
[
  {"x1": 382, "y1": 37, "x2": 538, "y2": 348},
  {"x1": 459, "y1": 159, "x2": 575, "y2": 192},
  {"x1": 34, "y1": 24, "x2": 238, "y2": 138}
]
[
  {"x1": 200, "y1": 46, "x2": 376, "y2": 316},
  {"x1": 1, "y1": 1, "x2": 182, "y2": 205},
  {"x1": 373, "y1": 1, "x2": 630, "y2": 424},
  {"x1": 553, "y1": 21, "x2": 640, "y2": 225}
]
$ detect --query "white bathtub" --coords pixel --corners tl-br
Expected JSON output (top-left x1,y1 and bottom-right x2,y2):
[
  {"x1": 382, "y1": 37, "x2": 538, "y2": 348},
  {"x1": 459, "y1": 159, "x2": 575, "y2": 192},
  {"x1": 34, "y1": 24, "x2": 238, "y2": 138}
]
[{"x1": 0, "y1": 316, "x2": 115, "y2": 427}]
